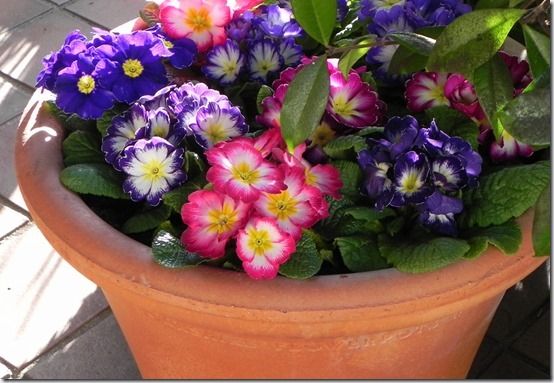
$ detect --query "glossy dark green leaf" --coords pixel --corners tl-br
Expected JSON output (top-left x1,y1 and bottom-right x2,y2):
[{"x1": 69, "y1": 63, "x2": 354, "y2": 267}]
[
  {"x1": 389, "y1": 32, "x2": 435, "y2": 55},
  {"x1": 532, "y1": 184, "x2": 551, "y2": 257},
  {"x1": 522, "y1": 24, "x2": 550, "y2": 78},
  {"x1": 256, "y1": 85, "x2": 273, "y2": 113},
  {"x1": 338, "y1": 41, "x2": 371, "y2": 78},
  {"x1": 291, "y1": 0, "x2": 336, "y2": 46},
  {"x1": 427, "y1": 9, "x2": 525, "y2": 77},
  {"x1": 281, "y1": 56, "x2": 330, "y2": 151}
]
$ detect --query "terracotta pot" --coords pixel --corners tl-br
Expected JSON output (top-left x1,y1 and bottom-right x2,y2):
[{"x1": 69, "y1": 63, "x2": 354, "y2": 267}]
[{"x1": 15, "y1": 89, "x2": 546, "y2": 379}]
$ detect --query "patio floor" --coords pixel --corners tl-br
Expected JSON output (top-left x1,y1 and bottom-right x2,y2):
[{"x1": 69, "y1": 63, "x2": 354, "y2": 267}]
[{"x1": 0, "y1": 0, "x2": 550, "y2": 379}]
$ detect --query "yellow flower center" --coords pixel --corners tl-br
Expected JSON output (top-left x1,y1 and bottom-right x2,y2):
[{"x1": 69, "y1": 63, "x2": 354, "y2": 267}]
[
  {"x1": 304, "y1": 168, "x2": 317, "y2": 187},
  {"x1": 185, "y1": 8, "x2": 212, "y2": 32},
  {"x1": 267, "y1": 190, "x2": 298, "y2": 221},
  {"x1": 332, "y1": 94, "x2": 355, "y2": 117},
  {"x1": 122, "y1": 59, "x2": 144, "y2": 78},
  {"x1": 142, "y1": 160, "x2": 167, "y2": 181},
  {"x1": 231, "y1": 162, "x2": 260, "y2": 185},
  {"x1": 77, "y1": 75, "x2": 95, "y2": 94},
  {"x1": 205, "y1": 123, "x2": 227, "y2": 144},
  {"x1": 223, "y1": 62, "x2": 237, "y2": 75},
  {"x1": 310, "y1": 122, "x2": 336, "y2": 146},
  {"x1": 207, "y1": 203, "x2": 238, "y2": 235},
  {"x1": 163, "y1": 39, "x2": 174, "y2": 49},
  {"x1": 398, "y1": 169, "x2": 423, "y2": 195},
  {"x1": 246, "y1": 228, "x2": 273, "y2": 257}
]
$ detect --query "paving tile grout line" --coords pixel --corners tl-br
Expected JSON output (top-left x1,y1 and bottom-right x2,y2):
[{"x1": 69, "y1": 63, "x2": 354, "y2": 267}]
[
  {"x1": 0, "y1": 221, "x2": 32, "y2": 245},
  {"x1": 0, "y1": 356, "x2": 18, "y2": 378},
  {"x1": 14, "y1": 307, "x2": 113, "y2": 378},
  {"x1": 0, "y1": 72, "x2": 35, "y2": 94}
]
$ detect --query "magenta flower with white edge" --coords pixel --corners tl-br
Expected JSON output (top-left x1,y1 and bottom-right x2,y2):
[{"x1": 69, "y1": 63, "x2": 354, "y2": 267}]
[
  {"x1": 181, "y1": 189, "x2": 250, "y2": 259},
  {"x1": 256, "y1": 82, "x2": 286, "y2": 129},
  {"x1": 236, "y1": 217, "x2": 296, "y2": 280},
  {"x1": 159, "y1": 0, "x2": 231, "y2": 52},
  {"x1": 405, "y1": 72, "x2": 450, "y2": 113},
  {"x1": 202, "y1": 39, "x2": 245, "y2": 85},
  {"x1": 327, "y1": 71, "x2": 386, "y2": 128},
  {"x1": 190, "y1": 101, "x2": 249, "y2": 149},
  {"x1": 118, "y1": 137, "x2": 187, "y2": 206},
  {"x1": 255, "y1": 165, "x2": 325, "y2": 240},
  {"x1": 490, "y1": 130, "x2": 534, "y2": 163},
  {"x1": 206, "y1": 139, "x2": 286, "y2": 202}
]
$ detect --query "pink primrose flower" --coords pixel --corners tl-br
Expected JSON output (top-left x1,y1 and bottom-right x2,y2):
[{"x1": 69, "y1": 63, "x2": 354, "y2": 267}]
[
  {"x1": 443, "y1": 73, "x2": 487, "y2": 123},
  {"x1": 405, "y1": 72, "x2": 450, "y2": 113},
  {"x1": 255, "y1": 165, "x2": 325, "y2": 240},
  {"x1": 159, "y1": 0, "x2": 231, "y2": 52},
  {"x1": 236, "y1": 217, "x2": 296, "y2": 279},
  {"x1": 180, "y1": 189, "x2": 250, "y2": 258},
  {"x1": 206, "y1": 139, "x2": 286, "y2": 202},
  {"x1": 489, "y1": 130, "x2": 534, "y2": 163}
]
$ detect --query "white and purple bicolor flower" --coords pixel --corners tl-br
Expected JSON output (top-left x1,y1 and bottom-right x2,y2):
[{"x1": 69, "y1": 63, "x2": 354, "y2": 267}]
[
  {"x1": 379, "y1": 115, "x2": 426, "y2": 158},
  {"x1": 202, "y1": 39, "x2": 245, "y2": 85},
  {"x1": 189, "y1": 102, "x2": 249, "y2": 149},
  {"x1": 431, "y1": 156, "x2": 467, "y2": 192},
  {"x1": 101, "y1": 103, "x2": 149, "y2": 169},
  {"x1": 247, "y1": 40, "x2": 283, "y2": 83},
  {"x1": 118, "y1": 137, "x2": 186, "y2": 206},
  {"x1": 148, "y1": 107, "x2": 186, "y2": 145},
  {"x1": 418, "y1": 191, "x2": 464, "y2": 236},
  {"x1": 391, "y1": 150, "x2": 432, "y2": 207},
  {"x1": 278, "y1": 38, "x2": 302, "y2": 67},
  {"x1": 358, "y1": 146, "x2": 395, "y2": 211}
]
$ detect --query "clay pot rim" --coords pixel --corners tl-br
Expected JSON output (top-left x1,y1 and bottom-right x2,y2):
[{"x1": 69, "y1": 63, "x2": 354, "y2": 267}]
[{"x1": 15, "y1": 89, "x2": 545, "y2": 322}]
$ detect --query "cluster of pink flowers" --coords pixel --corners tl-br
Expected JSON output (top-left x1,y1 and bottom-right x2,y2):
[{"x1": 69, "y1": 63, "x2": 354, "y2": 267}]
[
  {"x1": 258, "y1": 57, "x2": 387, "y2": 130},
  {"x1": 404, "y1": 52, "x2": 533, "y2": 163},
  {"x1": 180, "y1": 128, "x2": 343, "y2": 279}
]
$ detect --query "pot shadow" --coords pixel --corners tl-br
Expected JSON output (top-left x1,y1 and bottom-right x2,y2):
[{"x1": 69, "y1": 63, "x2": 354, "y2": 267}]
[
  {"x1": 468, "y1": 260, "x2": 551, "y2": 378},
  {"x1": 21, "y1": 287, "x2": 141, "y2": 380}
]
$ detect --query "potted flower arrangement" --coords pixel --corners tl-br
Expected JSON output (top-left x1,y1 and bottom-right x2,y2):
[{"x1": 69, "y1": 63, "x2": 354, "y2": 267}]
[{"x1": 16, "y1": 0, "x2": 549, "y2": 378}]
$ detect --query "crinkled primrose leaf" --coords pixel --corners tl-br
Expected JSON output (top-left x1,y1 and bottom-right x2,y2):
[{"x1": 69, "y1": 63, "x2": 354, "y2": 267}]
[{"x1": 152, "y1": 230, "x2": 206, "y2": 268}]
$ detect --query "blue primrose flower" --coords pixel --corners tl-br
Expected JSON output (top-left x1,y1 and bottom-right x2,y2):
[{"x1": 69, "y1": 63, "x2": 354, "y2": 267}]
[
  {"x1": 404, "y1": 0, "x2": 471, "y2": 29},
  {"x1": 101, "y1": 103, "x2": 149, "y2": 168},
  {"x1": 226, "y1": 11, "x2": 255, "y2": 42},
  {"x1": 392, "y1": 150, "x2": 432, "y2": 206},
  {"x1": 189, "y1": 102, "x2": 249, "y2": 149},
  {"x1": 150, "y1": 25, "x2": 197, "y2": 70},
  {"x1": 358, "y1": 0, "x2": 406, "y2": 20},
  {"x1": 53, "y1": 52, "x2": 116, "y2": 120},
  {"x1": 368, "y1": 6, "x2": 414, "y2": 36},
  {"x1": 255, "y1": 4, "x2": 303, "y2": 39},
  {"x1": 247, "y1": 40, "x2": 283, "y2": 83},
  {"x1": 418, "y1": 191, "x2": 464, "y2": 236},
  {"x1": 202, "y1": 40, "x2": 245, "y2": 86},
  {"x1": 118, "y1": 137, "x2": 187, "y2": 206},
  {"x1": 358, "y1": 146, "x2": 395, "y2": 210},
  {"x1": 99, "y1": 31, "x2": 172, "y2": 104}
]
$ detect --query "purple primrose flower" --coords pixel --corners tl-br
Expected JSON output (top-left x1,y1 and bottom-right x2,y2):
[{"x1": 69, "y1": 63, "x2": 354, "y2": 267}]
[
  {"x1": 189, "y1": 102, "x2": 249, "y2": 148},
  {"x1": 202, "y1": 39, "x2": 245, "y2": 85}
]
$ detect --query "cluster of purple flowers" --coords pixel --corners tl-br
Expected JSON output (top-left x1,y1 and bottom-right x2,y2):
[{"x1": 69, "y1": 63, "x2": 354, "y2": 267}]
[
  {"x1": 36, "y1": 28, "x2": 197, "y2": 119},
  {"x1": 202, "y1": 3, "x2": 303, "y2": 85},
  {"x1": 358, "y1": 0, "x2": 471, "y2": 83},
  {"x1": 358, "y1": 115, "x2": 482, "y2": 236},
  {"x1": 102, "y1": 82, "x2": 248, "y2": 205}
]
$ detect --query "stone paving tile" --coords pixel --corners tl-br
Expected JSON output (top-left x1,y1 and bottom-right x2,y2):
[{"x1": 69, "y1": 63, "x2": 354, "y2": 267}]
[
  {"x1": 26, "y1": 314, "x2": 141, "y2": 379},
  {"x1": 51, "y1": 0, "x2": 72, "y2": 4},
  {"x1": 467, "y1": 337, "x2": 502, "y2": 378},
  {"x1": 0, "y1": 0, "x2": 52, "y2": 34},
  {"x1": 0, "y1": 361, "x2": 11, "y2": 379},
  {"x1": 0, "y1": 77, "x2": 32, "y2": 125},
  {"x1": 66, "y1": 0, "x2": 145, "y2": 30},
  {"x1": 0, "y1": 203, "x2": 28, "y2": 239},
  {"x1": 0, "y1": 9, "x2": 96, "y2": 88},
  {"x1": 479, "y1": 351, "x2": 550, "y2": 379},
  {"x1": 0, "y1": 117, "x2": 28, "y2": 210},
  {"x1": 487, "y1": 261, "x2": 550, "y2": 342},
  {"x1": 0, "y1": 224, "x2": 108, "y2": 368},
  {"x1": 512, "y1": 308, "x2": 551, "y2": 368}
]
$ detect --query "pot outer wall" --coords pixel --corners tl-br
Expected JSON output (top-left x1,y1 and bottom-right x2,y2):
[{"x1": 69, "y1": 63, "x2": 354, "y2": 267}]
[{"x1": 16, "y1": 78, "x2": 547, "y2": 380}]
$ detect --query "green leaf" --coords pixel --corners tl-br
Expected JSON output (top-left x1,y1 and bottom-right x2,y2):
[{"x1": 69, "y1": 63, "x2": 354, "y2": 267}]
[
  {"x1": 335, "y1": 236, "x2": 389, "y2": 272},
  {"x1": 355, "y1": 126, "x2": 384, "y2": 136},
  {"x1": 425, "y1": 106, "x2": 469, "y2": 132},
  {"x1": 279, "y1": 231, "x2": 323, "y2": 279},
  {"x1": 318, "y1": 196, "x2": 356, "y2": 234},
  {"x1": 96, "y1": 106, "x2": 126, "y2": 137},
  {"x1": 338, "y1": 42, "x2": 371, "y2": 78},
  {"x1": 498, "y1": 88, "x2": 551, "y2": 146},
  {"x1": 462, "y1": 161, "x2": 551, "y2": 227},
  {"x1": 522, "y1": 24, "x2": 550, "y2": 78},
  {"x1": 60, "y1": 163, "x2": 128, "y2": 199},
  {"x1": 184, "y1": 151, "x2": 207, "y2": 179},
  {"x1": 162, "y1": 182, "x2": 202, "y2": 213},
  {"x1": 122, "y1": 205, "x2": 172, "y2": 234},
  {"x1": 139, "y1": 2, "x2": 160, "y2": 27},
  {"x1": 532, "y1": 183, "x2": 551, "y2": 256},
  {"x1": 281, "y1": 56, "x2": 330, "y2": 151},
  {"x1": 389, "y1": 32, "x2": 435, "y2": 55},
  {"x1": 463, "y1": 220, "x2": 522, "y2": 258},
  {"x1": 152, "y1": 230, "x2": 206, "y2": 268},
  {"x1": 389, "y1": 27, "x2": 444, "y2": 74},
  {"x1": 379, "y1": 235, "x2": 470, "y2": 273},
  {"x1": 256, "y1": 85, "x2": 274, "y2": 113},
  {"x1": 427, "y1": 8, "x2": 525, "y2": 77},
  {"x1": 473, "y1": 55, "x2": 514, "y2": 137},
  {"x1": 476, "y1": 0, "x2": 509, "y2": 9},
  {"x1": 323, "y1": 135, "x2": 366, "y2": 159},
  {"x1": 342, "y1": 206, "x2": 395, "y2": 222},
  {"x1": 522, "y1": 70, "x2": 550, "y2": 94},
  {"x1": 509, "y1": 0, "x2": 526, "y2": 7},
  {"x1": 331, "y1": 160, "x2": 363, "y2": 197},
  {"x1": 360, "y1": 71, "x2": 378, "y2": 89},
  {"x1": 291, "y1": 0, "x2": 336, "y2": 46},
  {"x1": 62, "y1": 130, "x2": 104, "y2": 166}
]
